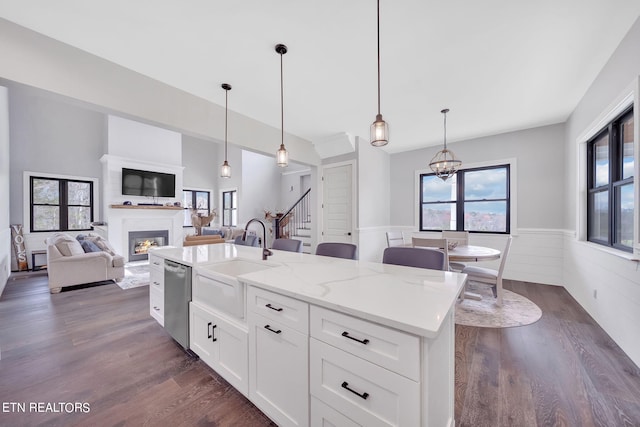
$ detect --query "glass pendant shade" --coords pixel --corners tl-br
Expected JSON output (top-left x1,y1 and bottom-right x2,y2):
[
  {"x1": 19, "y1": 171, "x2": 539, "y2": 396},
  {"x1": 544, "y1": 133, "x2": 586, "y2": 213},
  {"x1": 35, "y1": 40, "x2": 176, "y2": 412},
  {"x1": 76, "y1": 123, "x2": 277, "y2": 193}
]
[
  {"x1": 220, "y1": 160, "x2": 231, "y2": 178},
  {"x1": 276, "y1": 143, "x2": 289, "y2": 167},
  {"x1": 370, "y1": 114, "x2": 389, "y2": 147},
  {"x1": 429, "y1": 108, "x2": 461, "y2": 181}
]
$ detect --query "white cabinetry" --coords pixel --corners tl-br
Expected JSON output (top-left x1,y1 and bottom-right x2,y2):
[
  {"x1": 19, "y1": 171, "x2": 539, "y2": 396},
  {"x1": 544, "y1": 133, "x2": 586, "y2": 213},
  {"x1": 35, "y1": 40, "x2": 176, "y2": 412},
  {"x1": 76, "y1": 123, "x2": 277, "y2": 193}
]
[
  {"x1": 248, "y1": 286, "x2": 309, "y2": 427},
  {"x1": 148, "y1": 253, "x2": 164, "y2": 326},
  {"x1": 190, "y1": 302, "x2": 249, "y2": 396},
  {"x1": 310, "y1": 306, "x2": 421, "y2": 427}
]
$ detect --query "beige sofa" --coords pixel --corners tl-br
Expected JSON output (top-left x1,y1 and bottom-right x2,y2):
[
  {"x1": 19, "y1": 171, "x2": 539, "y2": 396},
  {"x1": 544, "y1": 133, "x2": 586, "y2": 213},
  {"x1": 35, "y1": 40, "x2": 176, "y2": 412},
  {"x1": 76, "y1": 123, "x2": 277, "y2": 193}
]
[{"x1": 46, "y1": 233, "x2": 125, "y2": 293}]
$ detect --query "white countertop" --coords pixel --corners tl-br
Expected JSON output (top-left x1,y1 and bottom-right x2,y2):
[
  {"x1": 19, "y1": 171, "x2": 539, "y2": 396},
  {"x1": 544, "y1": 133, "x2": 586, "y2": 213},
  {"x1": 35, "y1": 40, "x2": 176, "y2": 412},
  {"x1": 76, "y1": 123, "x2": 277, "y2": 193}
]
[{"x1": 150, "y1": 244, "x2": 467, "y2": 339}]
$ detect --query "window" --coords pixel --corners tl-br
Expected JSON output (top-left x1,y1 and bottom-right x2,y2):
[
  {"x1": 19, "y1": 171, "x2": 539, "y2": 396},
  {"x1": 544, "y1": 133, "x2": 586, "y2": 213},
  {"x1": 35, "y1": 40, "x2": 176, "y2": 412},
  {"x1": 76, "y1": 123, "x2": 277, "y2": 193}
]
[
  {"x1": 222, "y1": 190, "x2": 237, "y2": 227},
  {"x1": 30, "y1": 176, "x2": 93, "y2": 232},
  {"x1": 419, "y1": 164, "x2": 510, "y2": 233},
  {"x1": 587, "y1": 107, "x2": 634, "y2": 252},
  {"x1": 183, "y1": 190, "x2": 211, "y2": 227}
]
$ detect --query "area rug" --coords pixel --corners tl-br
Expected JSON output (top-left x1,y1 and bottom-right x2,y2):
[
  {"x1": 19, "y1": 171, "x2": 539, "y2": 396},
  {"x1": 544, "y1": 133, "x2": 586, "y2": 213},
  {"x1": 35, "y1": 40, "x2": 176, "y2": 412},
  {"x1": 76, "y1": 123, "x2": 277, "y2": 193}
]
[
  {"x1": 117, "y1": 261, "x2": 150, "y2": 290},
  {"x1": 455, "y1": 282, "x2": 542, "y2": 328}
]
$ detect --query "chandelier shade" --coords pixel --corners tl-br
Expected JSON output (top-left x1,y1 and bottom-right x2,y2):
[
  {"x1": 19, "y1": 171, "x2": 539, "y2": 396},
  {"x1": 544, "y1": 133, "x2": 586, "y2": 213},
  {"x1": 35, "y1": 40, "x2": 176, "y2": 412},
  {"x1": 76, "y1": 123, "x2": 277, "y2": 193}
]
[{"x1": 429, "y1": 108, "x2": 461, "y2": 181}]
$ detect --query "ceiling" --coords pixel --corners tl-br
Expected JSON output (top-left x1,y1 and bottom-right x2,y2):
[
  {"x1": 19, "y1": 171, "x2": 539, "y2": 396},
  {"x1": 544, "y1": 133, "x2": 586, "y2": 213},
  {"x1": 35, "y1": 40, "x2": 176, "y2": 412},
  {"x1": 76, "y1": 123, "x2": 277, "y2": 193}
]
[{"x1": 1, "y1": 0, "x2": 639, "y2": 153}]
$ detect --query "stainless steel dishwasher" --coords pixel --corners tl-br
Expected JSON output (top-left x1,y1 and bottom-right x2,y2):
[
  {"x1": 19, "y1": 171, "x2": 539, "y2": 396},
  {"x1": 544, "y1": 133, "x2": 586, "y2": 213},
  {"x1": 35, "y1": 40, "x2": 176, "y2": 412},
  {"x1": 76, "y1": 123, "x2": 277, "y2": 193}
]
[{"x1": 164, "y1": 259, "x2": 192, "y2": 350}]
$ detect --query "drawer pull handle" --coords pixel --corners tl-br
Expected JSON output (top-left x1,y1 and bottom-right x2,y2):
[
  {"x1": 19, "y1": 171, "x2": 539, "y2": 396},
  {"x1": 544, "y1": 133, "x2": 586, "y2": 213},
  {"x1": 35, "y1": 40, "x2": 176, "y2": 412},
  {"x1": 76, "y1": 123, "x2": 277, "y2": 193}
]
[
  {"x1": 341, "y1": 381, "x2": 369, "y2": 400},
  {"x1": 153, "y1": 281, "x2": 160, "y2": 286},
  {"x1": 212, "y1": 324, "x2": 217, "y2": 342},
  {"x1": 265, "y1": 303, "x2": 283, "y2": 312},
  {"x1": 207, "y1": 322, "x2": 212, "y2": 339},
  {"x1": 153, "y1": 306, "x2": 160, "y2": 311},
  {"x1": 341, "y1": 331, "x2": 370, "y2": 345},
  {"x1": 264, "y1": 325, "x2": 282, "y2": 334}
]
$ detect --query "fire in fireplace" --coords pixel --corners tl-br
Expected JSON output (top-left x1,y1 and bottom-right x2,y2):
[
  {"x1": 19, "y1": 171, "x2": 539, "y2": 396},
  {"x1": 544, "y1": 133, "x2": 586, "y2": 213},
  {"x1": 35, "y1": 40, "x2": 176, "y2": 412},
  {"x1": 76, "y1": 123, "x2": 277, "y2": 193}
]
[{"x1": 128, "y1": 230, "x2": 169, "y2": 262}]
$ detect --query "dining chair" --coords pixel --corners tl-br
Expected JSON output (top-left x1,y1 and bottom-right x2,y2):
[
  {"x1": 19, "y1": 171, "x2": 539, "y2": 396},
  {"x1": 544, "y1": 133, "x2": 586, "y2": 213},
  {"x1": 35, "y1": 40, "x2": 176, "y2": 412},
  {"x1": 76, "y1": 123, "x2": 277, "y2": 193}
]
[
  {"x1": 385, "y1": 231, "x2": 405, "y2": 247},
  {"x1": 315, "y1": 242, "x2": 358, "y2": 260},
  {"x1": 271, "y1": 238, "x2": 303, "y2": 253},
  {"x1": 412, "y1": 237, "x2": 450, "y2": 270},
  {"x1": 233, "y1": 235, "x2": 259, "y2": 247},
  {"x1": 382, "y1": 247, "x2": 447, "y2": 271},
  {"x1": 441, "y1": 231, "x2": 469, "y2": 271},
  {"x1": 462, "y1": 235, "x2": 513, "y2": 306}
]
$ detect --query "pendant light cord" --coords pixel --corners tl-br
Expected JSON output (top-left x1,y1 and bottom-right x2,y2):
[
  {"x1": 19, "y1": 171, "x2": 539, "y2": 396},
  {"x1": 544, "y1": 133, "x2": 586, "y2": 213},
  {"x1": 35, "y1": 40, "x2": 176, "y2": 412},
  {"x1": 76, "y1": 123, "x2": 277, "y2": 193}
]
[
  {"x1": 377, "y1": 0, "x2": 381, "y2": 116},
  {"x1": 280, "y1": 51, "x2": 284, "y2": 147},
  {"x1": 443, "y1": 111, "x2": 447, "y2": 150},
  {"x1": 225, "y1": 88, "x2": 228, "y2": 160}
]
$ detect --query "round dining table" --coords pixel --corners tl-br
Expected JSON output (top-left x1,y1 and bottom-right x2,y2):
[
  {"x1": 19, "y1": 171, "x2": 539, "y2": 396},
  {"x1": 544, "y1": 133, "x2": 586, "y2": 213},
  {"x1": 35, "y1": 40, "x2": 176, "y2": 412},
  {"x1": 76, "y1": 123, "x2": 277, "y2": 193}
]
[{"x1": 448, "y1": 245, "x2": 501, "y2": 262}]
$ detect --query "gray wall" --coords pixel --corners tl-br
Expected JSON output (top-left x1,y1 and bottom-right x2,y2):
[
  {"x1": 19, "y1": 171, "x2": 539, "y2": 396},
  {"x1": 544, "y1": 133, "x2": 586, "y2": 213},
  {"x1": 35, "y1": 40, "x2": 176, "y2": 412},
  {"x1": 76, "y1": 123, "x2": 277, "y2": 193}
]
[
  {"x1": 1, "y1": 86, "x2": 10, "y2": 294},
  {"x1": 241, "y1": 150, "x2": 281, "y2": 224},
  {"x1": 8, "y1": 84, "x2": 106, "y2": 224},
  {"x1": 358, "y1": 137, "x2": 390, "y2": 228},
  {"x1": 182, "y1": 134, "x2": 220, "y2": 194},
  {"x1": 390, "y1": 123, "x2": 566, "y2": 229},
  {"x1": 565, "y1": 16, "x2": 640, "y2": 229}
]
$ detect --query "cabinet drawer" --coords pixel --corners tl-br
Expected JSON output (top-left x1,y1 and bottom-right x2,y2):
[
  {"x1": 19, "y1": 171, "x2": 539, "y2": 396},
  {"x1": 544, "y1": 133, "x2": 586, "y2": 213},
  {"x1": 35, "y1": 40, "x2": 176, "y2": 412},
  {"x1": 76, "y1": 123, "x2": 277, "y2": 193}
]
[
  {"x1": 310, "y1": 306, "x2": 420, "y2": 381},
  {"x1": 149, "y1": 268, "x2": 164, "y2": 292},
  {"x1": 150, "y1": 287, "x2": 164, "y2": 326},
  {"x1": 310, "y1": 338, "x2": 420, "y2": 427},
  {"x1": 247, "y1": 286, "x2": 308, "y2": 334},
  {"x1": 148, "y1": 254, "x2": 164, "y2": 273},
  {"x1": 193, "y1": 271, "x2": 245, "y2": 319},
  {"x1": 311, "y1": 396, "x2": 361, "y2": 427}
]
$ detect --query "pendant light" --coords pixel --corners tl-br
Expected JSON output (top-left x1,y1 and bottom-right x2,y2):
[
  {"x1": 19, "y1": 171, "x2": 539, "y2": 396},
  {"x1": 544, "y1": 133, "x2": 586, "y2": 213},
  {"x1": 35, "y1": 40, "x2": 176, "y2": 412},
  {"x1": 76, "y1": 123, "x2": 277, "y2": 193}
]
[
  {"x1": 370, "y1": 0, "x2": 389, "y2": 147},
  {"x1": 220, "y1": 83, "x2": 232, "y2": 178},
  {"x1": 275, "y1": 43, "x2": 289, "y2": 167},
  {"x1": 429, "y1": 108, "x2": 462, "y2": 181}
]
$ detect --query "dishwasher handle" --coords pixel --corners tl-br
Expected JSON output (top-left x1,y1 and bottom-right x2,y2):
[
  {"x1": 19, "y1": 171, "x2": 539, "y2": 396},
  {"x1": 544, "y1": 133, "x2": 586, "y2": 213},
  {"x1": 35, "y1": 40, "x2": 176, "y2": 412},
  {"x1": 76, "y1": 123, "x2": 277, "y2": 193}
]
[{"x1": 165, "y1": 260, "x2": 188, "y2": 278}]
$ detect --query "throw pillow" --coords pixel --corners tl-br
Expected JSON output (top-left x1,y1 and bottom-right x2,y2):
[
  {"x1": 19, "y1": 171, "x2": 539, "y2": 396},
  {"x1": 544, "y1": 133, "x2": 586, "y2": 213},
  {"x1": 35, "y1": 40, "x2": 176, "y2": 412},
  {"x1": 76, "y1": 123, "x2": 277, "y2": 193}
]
[
  {"x1": 86, "y1": 234, "x2": 116, "y2": 256},
  {"x1": 80, "y1": 240, "x2": 101, "y2": 253},
  {"x1": 202, "y1": 228, "x2": 224, "y2": 236},
  {"x1": 56, "y1": 239, "x2": 85, "y2": 256}
]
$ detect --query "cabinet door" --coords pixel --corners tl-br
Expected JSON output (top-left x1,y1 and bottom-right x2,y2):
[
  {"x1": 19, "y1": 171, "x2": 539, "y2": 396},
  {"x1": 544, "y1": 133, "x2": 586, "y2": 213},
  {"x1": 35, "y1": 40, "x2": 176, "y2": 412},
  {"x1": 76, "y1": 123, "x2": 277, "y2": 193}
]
[
  {"x1": 248, "y1": 311, "x2": 308, "y2": 427},
  {"x1": 190, "y1": 303, "x2": 249, "y2": 396}
]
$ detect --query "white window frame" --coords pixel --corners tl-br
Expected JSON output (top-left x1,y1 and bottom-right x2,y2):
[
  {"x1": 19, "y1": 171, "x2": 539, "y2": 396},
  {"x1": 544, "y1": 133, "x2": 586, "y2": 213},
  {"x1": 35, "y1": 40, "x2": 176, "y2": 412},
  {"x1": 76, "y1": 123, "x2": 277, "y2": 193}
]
[
  {"x1": 414, "y1": 158, "x2": 518, "y2": 235},
  {"x1": 576, "y1": 78, "x2": 639, "y2": 258}
]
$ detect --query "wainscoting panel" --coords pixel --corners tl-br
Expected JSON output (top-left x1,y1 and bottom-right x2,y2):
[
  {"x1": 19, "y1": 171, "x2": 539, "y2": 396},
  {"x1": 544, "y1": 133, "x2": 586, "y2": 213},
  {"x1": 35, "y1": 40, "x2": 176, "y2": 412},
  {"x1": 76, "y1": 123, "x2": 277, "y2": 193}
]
[{"x1": 563, "y1": 235, "x2": 640, "y2": 367}]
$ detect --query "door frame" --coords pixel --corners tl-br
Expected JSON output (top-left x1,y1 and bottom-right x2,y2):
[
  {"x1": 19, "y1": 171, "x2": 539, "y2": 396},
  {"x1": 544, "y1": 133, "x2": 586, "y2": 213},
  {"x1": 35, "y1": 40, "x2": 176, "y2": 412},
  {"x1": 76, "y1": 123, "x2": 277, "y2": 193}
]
[{"x1": 320, "y1": 159, "x2": 357, "y2": 244}]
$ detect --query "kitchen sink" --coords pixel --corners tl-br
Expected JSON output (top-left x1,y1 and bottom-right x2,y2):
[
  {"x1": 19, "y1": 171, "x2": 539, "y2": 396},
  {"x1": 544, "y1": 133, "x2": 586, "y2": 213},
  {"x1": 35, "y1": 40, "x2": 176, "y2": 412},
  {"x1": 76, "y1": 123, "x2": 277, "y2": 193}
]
[
  {"x1": 202, "y1": 258, "x2": 278, "y2": 278},
  {"x1": 193, "y1": 258, "x2": 278, "y2": 319}
]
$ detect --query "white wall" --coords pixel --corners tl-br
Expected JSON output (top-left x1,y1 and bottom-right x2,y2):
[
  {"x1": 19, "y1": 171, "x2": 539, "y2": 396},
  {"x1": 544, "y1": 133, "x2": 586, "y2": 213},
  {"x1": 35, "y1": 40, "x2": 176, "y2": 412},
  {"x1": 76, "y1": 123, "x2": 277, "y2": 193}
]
[
  {"x1": 357, "y1": 136, "x2": 391, "y2": 262},
  {"x1": 563, "y1": 16, "x2": 640, "y2": 367},
  {"x1": 0, "y1": 19, "x2": 320, "y2": 167},
  {"x1": 0, "y1": 86, "x2": 10, "y2": 295}
]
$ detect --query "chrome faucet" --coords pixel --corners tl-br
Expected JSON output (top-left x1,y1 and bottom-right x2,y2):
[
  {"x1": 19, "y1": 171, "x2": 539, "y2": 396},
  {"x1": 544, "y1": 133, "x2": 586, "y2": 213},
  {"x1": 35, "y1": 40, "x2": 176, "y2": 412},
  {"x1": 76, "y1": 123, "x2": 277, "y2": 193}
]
[{"x1": 243, "y1": 218, "x2": 273, "y2": 261}]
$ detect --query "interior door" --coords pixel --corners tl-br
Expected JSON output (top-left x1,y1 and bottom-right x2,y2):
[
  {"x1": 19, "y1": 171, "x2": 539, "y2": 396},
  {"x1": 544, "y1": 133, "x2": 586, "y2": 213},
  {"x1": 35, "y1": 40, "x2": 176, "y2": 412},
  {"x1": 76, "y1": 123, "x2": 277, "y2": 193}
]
[{"x1": 322, "y1": 163, "x2": 353, "y2": 243}]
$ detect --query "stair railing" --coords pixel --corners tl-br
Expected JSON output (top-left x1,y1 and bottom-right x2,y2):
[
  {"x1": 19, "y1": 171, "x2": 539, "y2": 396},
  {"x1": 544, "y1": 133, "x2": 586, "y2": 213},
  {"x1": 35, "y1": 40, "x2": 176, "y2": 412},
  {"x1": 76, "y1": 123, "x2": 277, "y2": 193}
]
[{"x1": 275, "y1": 189, "x2": 311, "y2": 239}]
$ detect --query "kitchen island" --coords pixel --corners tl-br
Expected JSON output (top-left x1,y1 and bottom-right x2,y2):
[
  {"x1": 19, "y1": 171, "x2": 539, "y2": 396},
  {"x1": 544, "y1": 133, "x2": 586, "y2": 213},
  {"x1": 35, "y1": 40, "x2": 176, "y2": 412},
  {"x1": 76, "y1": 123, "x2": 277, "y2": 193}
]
[{"x1": 149, "y1": 243, "x2": 466, "y2": 427}]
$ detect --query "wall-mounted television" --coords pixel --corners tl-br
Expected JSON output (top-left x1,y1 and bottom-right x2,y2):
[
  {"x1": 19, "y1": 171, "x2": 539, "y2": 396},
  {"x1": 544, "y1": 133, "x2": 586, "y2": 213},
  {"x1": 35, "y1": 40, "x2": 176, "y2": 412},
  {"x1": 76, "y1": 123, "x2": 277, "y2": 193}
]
[{"x1": 122, "y1": 168, "x2": 176, "y2": 198}]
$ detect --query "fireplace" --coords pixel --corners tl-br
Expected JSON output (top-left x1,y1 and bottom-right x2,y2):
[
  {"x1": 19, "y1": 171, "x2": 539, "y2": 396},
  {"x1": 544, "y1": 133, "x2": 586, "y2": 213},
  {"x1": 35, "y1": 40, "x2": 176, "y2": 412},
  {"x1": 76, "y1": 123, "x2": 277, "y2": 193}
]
[{"x1": 128, "y1": 230, "x2": 169, "y2": 262}]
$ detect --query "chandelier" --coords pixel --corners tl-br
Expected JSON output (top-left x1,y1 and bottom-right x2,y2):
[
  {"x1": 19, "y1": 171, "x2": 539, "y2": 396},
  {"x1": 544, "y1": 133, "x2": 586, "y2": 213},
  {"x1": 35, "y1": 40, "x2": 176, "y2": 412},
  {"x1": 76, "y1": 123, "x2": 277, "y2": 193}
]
[{"x1": 429, "y1": 108, "x2": 461, "y2": 181}]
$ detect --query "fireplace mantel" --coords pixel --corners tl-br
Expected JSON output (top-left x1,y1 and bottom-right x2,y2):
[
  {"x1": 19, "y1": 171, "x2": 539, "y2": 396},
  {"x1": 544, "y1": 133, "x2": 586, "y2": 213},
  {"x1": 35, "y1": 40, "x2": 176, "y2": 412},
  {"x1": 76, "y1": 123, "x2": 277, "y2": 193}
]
[{"x1": 110, "y1": 204, "x2": 182, "y2": 211}]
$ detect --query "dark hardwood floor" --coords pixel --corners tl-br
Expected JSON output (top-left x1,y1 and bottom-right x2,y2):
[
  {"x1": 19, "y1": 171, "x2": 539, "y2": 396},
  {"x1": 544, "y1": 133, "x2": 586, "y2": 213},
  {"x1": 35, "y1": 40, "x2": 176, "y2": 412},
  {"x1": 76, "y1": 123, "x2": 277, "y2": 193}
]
[{"x1": 1, "y1": 274, "x2": 639, "y2": 426}]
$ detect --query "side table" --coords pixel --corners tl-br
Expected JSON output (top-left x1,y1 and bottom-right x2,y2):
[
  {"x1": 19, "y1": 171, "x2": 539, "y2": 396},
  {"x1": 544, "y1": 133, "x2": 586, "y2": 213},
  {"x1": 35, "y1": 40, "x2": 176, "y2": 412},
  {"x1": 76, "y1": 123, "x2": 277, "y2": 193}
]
[{"x1": 31, "y1": 250, "x2": 47, "y2": 271}]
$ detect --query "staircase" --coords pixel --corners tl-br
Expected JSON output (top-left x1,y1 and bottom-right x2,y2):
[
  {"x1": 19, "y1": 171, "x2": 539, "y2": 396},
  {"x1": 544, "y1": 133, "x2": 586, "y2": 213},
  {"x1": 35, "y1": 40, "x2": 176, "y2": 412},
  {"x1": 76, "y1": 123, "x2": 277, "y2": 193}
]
[{"x1": 275, "y1": 189, "x2": 312, "y2": 254}]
